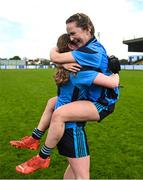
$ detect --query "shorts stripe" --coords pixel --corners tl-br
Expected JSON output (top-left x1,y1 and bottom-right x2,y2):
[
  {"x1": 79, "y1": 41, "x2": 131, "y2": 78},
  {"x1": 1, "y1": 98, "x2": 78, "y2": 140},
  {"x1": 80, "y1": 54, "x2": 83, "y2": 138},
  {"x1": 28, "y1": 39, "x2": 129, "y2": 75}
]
[
  {"x1": 73, "y1": 128, "x2": 78, "y2": 157},
  {"x1": 76, "y1": 127, "x2": 87, "y2": 157},
  {"x1": 81, "y1": 129, "x2": 87, "y2": 156},
  {"x1": 77, "y1": 128, "x2": 82, "y2": 157},
  {"x1": 94, "y1": 101, "x2": 108, "y2": 112}
]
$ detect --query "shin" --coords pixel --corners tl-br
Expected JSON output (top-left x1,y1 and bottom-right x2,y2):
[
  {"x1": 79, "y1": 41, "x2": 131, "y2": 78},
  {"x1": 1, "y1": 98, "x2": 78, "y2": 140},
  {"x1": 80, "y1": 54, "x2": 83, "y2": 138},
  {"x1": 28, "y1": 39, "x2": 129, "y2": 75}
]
[
  {"x1": 44, "y1": 114, "x2": 65, "y2": 148},
  {"x1": 37, "y1": 97, "x2": 57, "y2": 132}
]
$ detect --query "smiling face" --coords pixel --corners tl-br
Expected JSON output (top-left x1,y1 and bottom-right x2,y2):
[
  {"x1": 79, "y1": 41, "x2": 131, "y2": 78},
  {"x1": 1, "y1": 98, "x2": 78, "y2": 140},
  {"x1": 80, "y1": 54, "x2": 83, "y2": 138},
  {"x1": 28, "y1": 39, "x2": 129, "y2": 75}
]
[{"x1": 66, "y1": 21, "x2": 92, "y2": 48}]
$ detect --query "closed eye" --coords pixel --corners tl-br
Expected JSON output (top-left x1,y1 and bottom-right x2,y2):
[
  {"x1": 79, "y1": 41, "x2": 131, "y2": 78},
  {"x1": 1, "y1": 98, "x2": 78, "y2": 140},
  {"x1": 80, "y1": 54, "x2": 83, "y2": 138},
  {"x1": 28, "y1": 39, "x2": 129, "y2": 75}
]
[{"x1": 69, "y1": 32, "x2": 75, "y2": 36}]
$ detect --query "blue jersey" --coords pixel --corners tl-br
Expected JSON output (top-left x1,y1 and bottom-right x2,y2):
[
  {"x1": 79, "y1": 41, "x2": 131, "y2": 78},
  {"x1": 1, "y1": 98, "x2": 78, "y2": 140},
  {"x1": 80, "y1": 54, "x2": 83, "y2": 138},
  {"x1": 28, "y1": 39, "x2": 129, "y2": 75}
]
[
  {"x1": 72, "y1": 37, "x2": 108, "y2": 73},
  {"x1": 54, "y1": 78, "x2": 87, "y2": 129},
  {"x1": 71, "y1": 36, "x2": 119, "y2": 105}
]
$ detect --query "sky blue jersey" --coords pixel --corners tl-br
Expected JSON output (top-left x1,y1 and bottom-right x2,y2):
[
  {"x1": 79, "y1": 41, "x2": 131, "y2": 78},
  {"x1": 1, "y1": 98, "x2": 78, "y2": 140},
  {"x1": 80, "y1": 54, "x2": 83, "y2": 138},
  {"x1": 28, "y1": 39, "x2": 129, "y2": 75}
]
[
  {"x1": 71, "y1": 37, "x2": 119, "y2": 105},
  {"x1": 54, "y1": 78, "x2": 87, "y2": 128},
  {"x1": 72, "y1": 37, "x2": 108, "y2": 73}
]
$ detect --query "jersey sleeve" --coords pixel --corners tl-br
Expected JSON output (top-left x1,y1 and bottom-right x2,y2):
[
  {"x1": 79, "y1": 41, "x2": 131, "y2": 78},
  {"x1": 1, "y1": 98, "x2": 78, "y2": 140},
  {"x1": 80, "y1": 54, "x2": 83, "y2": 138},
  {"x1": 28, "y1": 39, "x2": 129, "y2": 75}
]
[{"x1": 70, "y1": 71, "x2": 99, "y2": 87}]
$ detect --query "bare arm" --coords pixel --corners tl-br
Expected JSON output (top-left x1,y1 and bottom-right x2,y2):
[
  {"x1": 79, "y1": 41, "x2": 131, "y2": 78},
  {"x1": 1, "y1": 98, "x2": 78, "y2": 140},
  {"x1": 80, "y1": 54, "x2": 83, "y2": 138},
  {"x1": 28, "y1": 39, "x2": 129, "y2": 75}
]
[
  {"x1": 50, "y1": 47, "x2": 75, "y2": 64},
  {"x1": 93, "y1": 73, "x2": 119, "y2": 88}
]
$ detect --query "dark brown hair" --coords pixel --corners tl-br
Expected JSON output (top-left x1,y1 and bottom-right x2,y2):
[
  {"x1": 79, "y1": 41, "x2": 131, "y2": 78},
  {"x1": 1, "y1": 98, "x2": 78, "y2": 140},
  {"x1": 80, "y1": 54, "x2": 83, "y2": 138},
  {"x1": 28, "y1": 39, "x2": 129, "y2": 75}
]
[
  {"x1": 66, "y1": 13, "x2": 95, "y2": 36},
  {"x1": 54, "y1": 34, "x2": 71, "y2": 86}
]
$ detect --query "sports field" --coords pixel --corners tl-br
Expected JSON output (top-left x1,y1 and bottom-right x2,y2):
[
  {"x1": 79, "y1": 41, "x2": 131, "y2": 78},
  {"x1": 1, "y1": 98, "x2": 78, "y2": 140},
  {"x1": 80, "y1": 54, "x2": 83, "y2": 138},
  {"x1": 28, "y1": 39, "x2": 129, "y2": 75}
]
[{"x1": 0, "y1": 69, "x2": 143, "y2": 179}]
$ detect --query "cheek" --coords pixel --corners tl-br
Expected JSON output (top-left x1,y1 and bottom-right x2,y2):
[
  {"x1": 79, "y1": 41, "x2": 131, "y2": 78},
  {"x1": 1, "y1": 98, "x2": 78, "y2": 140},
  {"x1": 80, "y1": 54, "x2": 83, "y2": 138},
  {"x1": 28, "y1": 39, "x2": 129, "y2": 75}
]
[{"x1": 74, "y1": 34, "x2": 81, "y2": 40}]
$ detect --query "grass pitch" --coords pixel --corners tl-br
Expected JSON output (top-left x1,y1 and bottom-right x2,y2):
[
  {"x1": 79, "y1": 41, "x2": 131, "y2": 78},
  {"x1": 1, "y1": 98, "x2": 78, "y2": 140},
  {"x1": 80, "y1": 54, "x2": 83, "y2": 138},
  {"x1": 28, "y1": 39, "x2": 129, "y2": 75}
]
[{"x1": 0, "y1": 69, "x2": 143, "y2": 179}]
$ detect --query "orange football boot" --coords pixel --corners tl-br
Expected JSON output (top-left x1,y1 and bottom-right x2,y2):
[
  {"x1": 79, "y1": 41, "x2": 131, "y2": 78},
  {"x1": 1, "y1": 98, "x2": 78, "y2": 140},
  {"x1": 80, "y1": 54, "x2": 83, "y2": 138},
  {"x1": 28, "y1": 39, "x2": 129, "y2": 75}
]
[
  {"x1": 10, "y1": 136, "x2": 40, "y2": 150},
  {"x1": 16, "y1": 155, "x2": 50, "y2": 174}
]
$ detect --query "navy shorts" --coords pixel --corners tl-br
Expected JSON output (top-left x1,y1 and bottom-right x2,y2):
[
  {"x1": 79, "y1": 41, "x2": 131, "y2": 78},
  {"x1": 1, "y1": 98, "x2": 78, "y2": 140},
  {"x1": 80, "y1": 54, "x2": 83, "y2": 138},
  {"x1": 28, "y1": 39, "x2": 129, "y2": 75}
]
[
  {"x1": 57, "y1": 125, "x2": 89, "y2": 158},
  {"x1": 94, "y1": 102, "x2": 115, "y2": 122}
]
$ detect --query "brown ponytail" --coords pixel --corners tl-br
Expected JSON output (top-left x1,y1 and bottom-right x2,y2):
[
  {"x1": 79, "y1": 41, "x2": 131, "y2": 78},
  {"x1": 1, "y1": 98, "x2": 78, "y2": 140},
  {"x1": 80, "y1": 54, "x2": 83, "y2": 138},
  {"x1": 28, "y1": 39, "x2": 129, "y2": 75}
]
[{"x1": 54, "y1": 34, "x2": 71, "y2": 86}]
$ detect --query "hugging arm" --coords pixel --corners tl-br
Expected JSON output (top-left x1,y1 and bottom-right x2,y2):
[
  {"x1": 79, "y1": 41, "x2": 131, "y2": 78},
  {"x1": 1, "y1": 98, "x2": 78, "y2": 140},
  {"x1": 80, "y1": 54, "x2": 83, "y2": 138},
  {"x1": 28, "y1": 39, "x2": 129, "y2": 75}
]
[
  {"x1": 51, "y1": 48, "x2": 119, "y2": 88},
  {"x1": 50, "y1": 48, "x2": 75, "y2": 63},
  {"x1": 93, "y1": 73, "x2": 119, "y2": 88}
]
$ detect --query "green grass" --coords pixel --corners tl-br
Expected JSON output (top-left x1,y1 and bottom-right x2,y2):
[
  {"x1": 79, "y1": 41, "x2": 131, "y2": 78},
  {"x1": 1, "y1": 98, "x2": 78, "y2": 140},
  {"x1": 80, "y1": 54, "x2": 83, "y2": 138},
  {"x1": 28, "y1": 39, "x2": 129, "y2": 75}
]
[{"x1": 0, "y1": 69, "x2": 143, "y2": 179}]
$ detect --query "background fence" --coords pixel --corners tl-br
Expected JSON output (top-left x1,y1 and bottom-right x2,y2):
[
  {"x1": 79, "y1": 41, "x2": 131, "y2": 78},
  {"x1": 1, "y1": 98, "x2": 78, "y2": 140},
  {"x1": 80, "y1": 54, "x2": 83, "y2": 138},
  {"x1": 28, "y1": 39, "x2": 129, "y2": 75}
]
[
  {"x1": 1, "y1": 65, "x2": 143, "y2": 70},
  {"x1": 121, "y1": 65, "x2": 143, "y2": 70},
  {"x1": 0, "y1": 65, "x2": 56, "y2": 69}
]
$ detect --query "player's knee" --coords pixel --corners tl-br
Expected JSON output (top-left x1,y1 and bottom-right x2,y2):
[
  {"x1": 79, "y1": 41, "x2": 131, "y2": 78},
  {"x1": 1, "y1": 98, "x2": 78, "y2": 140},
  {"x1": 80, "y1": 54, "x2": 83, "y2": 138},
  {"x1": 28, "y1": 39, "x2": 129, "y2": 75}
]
[
  {"x1": 47, "y1": 98, "x2": 55, "y2": 111},
  {"x1": 52, "y1": 109, "x2": 65, "y2": 123},
  {"x1": 51, "y1": 110, "x2": 61, "y2": 122}
]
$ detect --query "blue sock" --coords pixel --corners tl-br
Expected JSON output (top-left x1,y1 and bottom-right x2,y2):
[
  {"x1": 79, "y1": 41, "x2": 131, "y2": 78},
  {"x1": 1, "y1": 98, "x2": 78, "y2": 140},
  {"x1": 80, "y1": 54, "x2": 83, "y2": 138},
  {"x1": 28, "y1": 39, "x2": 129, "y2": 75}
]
[
  {"x1": 39, "y1": 144, "x2": 52, "y2": 159},
  {"x1": 32, "y1": 128, "x2": 45, "y2": 140}
]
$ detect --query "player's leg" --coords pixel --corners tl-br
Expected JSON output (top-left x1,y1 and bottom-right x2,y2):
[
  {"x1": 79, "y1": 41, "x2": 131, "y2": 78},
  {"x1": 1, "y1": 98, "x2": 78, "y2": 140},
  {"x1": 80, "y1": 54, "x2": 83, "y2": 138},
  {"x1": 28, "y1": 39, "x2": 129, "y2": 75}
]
[
  {"x1": 37, "y1": 96, "x2": 57, "y2": 131},
  {"x1": 45, "y1": 100, "x2": 100, "y2": 148},
  {"x1": 59, "y1": 124, "x2": 90, "y2": 179},
  {"x1": 15, "y1": 100, "x2": 114, "y2": 175},
  {"x1": 10, "y1": 96, "x2": 57, "y2": 150},
  {"x1": 15, "y1": 120, "x2": 90, "y2": 175},
  {"x1": 68, "y1": 156, "x2": 90, "y2": 179},
  {"x1": 63, "y1": 164, "x2": 75, "y2": 179},
  {"x1": 64, "y1": 125, "x2": 90, "y2": 179}
]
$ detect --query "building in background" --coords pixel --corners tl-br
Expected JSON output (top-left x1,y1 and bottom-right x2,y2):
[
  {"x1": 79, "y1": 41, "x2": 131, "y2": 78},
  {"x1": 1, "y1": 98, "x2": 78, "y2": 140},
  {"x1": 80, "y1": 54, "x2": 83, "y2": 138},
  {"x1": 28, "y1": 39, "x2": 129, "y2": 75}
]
[{"x1": 123, "y1": 37, "x2": 143, "y2": 64}]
